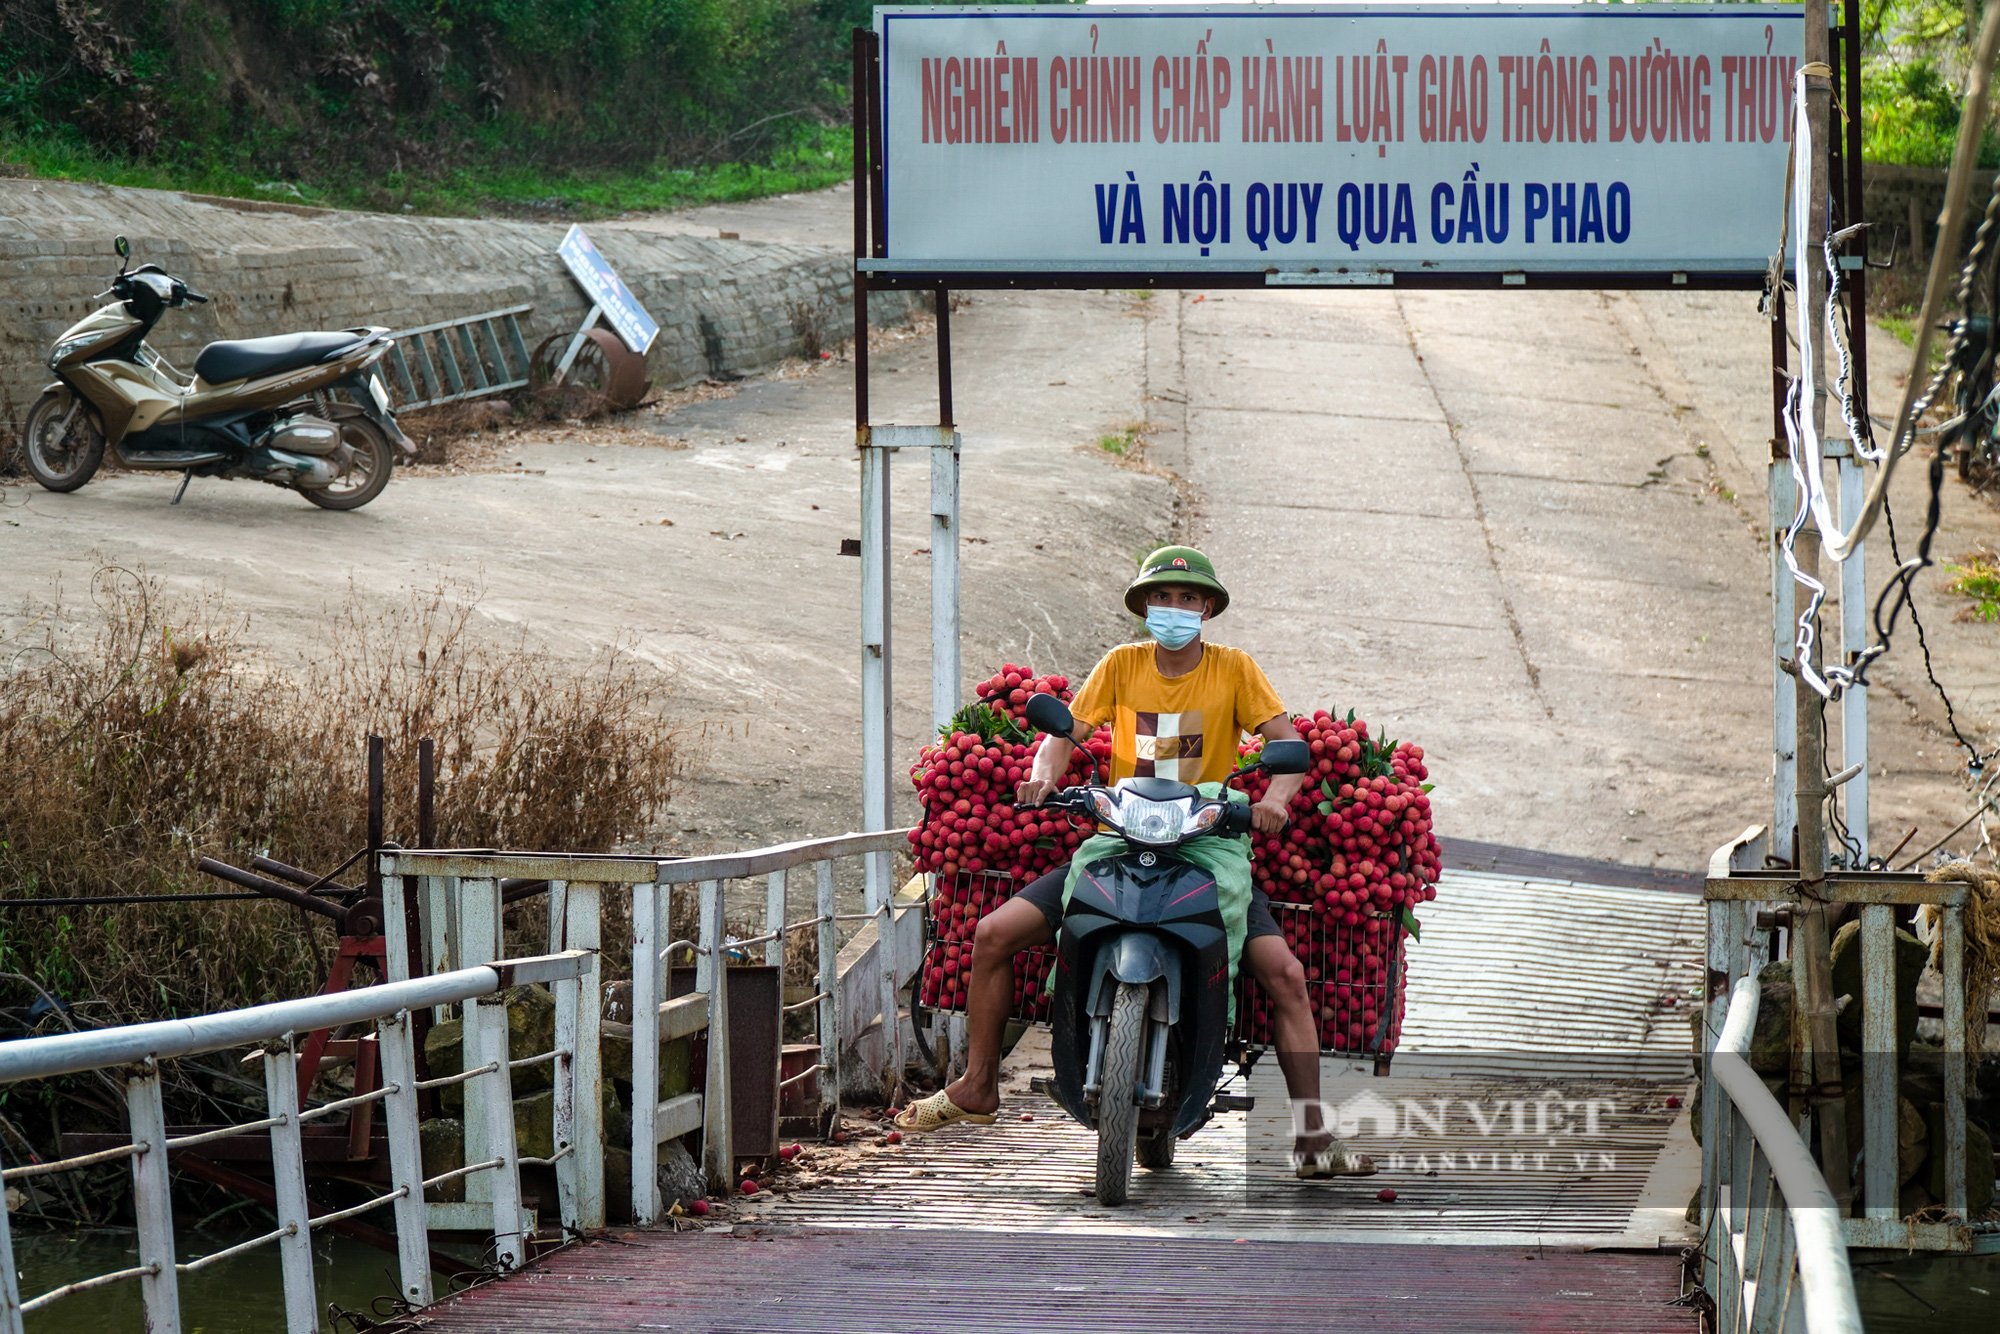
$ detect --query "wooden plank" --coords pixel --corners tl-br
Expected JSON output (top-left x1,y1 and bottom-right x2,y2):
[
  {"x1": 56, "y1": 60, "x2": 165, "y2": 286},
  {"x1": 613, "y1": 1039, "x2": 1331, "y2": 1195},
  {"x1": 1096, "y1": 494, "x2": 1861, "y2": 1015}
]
[
  {"x1": 1704, "y1": 876, "x2": 1963, "y2": 906},
  {"x1": 383, "y1": 853, "x2": 659, "y2": 883},
  {"x1": 658, "y1": 992, "x2": 710, "y2": 1043},
  {"x1": 653, "y1": 1093, "x2": 702, "y2": 1144}
]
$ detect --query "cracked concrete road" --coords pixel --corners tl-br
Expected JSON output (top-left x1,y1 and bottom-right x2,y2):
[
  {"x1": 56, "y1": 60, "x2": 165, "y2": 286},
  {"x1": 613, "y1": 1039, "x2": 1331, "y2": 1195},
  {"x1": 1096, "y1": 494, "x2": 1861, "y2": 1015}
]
[{"x1": 1141, "y1": 285, "x2": 1981, "y2": 868}]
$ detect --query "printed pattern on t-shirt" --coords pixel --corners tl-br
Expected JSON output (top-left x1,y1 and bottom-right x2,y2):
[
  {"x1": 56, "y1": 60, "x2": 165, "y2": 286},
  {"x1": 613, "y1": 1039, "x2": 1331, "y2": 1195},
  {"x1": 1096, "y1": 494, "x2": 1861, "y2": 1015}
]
[{"x1": 1132, "y1": 709, "x2": 1204, "y2": 781}]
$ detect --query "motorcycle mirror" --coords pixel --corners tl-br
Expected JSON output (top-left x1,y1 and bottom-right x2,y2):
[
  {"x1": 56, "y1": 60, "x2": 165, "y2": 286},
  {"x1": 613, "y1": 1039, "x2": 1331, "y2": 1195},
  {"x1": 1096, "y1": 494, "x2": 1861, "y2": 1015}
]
[
  {"x1": 114, "y1": 235, "x2": 129, "y2": 258},
  {"x1": 1024, "y1": 691, "x2": 1075, "y2": 740},
  {"x1": 1258, "y1": 739, "x2": 1311, "y2": 775}
]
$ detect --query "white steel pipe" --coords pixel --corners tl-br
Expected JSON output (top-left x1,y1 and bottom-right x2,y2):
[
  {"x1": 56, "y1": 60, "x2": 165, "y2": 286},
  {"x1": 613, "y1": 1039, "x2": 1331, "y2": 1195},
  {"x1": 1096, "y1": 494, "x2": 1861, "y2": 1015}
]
[
  {"x1": 1711, "y1": 976, "x2": 1864, "y2": 1334},
  {"x1": 0, "y1": 956, "x2": 590, "y2": 1085}
]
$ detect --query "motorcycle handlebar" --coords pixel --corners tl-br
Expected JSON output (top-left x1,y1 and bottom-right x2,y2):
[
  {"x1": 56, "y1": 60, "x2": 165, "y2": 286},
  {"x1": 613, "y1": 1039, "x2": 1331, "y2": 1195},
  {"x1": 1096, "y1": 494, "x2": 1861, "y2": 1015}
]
[{"x1": 182, "y1": 289, "x2": 209, "y2": 304}]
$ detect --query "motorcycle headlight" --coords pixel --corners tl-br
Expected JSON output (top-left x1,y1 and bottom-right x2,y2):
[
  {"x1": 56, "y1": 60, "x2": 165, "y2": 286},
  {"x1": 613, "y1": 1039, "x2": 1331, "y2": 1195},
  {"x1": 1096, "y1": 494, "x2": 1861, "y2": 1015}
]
[
  {"x1": 1186, "y1": 803, "x2": 1225, "y2": 836},
  {"x1": 1121, "y1": 797, "x2": 1188, "y2": 846}
]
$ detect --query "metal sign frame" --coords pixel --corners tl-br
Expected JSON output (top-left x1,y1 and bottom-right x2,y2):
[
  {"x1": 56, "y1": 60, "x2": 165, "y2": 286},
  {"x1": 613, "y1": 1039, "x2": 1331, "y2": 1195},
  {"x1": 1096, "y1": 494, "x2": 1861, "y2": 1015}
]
[{"x1": 849, "y1": 1, "x2": 1873, "y2": 896}]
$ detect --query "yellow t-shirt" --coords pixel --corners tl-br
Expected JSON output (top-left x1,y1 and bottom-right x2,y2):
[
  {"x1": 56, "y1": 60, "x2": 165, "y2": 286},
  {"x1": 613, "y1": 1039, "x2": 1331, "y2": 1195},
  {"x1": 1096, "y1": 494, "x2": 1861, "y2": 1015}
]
[{"x1": 1068, "y1": 641, "x2": 1286, "y2": 787}]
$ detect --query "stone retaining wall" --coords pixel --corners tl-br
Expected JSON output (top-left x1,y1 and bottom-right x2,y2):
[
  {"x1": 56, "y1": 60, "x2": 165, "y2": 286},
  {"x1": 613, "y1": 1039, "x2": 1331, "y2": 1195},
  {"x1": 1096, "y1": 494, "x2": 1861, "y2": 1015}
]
[{"x1": 0, "y1": 181, "x2": 915, "y2": 425}]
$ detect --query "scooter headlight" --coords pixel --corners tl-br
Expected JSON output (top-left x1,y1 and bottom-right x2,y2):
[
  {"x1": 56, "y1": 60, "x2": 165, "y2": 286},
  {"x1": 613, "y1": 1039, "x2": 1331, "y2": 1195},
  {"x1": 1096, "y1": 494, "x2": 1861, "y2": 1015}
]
[
  {"x1": 1120, "y1": 797, "x2": 1188, "y2": 847},
  {"x1": 49, "y1": 334, "x2": 102, "y2": 369}
]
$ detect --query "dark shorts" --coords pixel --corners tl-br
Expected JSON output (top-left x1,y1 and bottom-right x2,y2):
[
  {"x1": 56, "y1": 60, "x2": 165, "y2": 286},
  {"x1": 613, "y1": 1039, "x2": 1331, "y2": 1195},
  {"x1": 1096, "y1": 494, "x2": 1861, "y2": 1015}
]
[{"x1": 1014, "y1": 862, "x2": 1281, "y2": 942}]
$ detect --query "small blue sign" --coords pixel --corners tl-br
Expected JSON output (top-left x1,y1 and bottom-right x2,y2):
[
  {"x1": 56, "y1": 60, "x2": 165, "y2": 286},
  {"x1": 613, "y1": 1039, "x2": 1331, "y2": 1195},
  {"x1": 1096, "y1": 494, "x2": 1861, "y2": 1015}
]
[{"x1": 558, "y1": 225, "x2": 659, "y2": 355}]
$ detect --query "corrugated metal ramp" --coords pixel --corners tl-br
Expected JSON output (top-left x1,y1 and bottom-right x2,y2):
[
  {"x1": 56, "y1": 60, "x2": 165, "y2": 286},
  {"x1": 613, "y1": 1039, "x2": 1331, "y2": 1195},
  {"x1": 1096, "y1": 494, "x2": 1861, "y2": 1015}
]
[{"x1": 732, "y1": 868, "x2": 1706, "y2": 1249}]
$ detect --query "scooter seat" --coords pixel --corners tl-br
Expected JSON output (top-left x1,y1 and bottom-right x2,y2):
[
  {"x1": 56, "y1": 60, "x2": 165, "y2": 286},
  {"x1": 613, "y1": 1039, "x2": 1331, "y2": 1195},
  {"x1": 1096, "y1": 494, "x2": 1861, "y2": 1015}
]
[{"x1": 193, "y1": 332, "x2": 364, "y2": 385}]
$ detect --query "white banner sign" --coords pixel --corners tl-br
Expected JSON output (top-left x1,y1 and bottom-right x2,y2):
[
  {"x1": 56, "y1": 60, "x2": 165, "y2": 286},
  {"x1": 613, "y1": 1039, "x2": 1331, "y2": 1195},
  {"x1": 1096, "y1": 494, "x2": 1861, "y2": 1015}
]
[{"x1": 873, "y1": 4, "x2": 1803, "y2": 276}]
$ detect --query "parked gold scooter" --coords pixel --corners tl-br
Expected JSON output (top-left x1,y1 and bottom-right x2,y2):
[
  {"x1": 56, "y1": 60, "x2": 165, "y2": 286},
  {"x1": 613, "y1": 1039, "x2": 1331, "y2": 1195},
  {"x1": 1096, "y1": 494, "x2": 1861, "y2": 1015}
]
[{"x1": 21, "y1": 236, "x2": 412, "y2": 510}]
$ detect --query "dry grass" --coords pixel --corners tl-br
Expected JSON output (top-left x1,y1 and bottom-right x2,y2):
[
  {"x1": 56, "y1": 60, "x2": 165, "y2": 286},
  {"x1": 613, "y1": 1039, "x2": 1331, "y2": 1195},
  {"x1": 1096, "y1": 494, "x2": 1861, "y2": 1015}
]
[{"x1": 0, "y1": 564, "x2": 682, "y2": 1022}]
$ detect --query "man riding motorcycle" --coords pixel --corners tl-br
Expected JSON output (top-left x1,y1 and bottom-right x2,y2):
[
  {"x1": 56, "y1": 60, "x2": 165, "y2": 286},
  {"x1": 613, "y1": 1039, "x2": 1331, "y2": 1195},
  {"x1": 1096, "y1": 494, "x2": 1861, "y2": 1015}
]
[{"x1": 895, "y1": 546, "x2": 1375, "y2": 1177}]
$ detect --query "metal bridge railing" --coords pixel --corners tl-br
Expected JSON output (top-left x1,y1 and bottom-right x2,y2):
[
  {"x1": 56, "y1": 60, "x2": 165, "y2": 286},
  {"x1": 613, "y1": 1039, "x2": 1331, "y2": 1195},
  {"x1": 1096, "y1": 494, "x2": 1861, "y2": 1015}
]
[
  {"x1": 1705, "y1": 826, "x2": 1985, "y2": 1256},
  {"x1": 380, "y1": 827, "x2": 915, "y2": 1222},
  {"x1": 1701, "y1": 974, "x2": 1863, "y2": 1334},
  {"x1": 0, "y1": 951, "x2": 593, "y2": 1334}
]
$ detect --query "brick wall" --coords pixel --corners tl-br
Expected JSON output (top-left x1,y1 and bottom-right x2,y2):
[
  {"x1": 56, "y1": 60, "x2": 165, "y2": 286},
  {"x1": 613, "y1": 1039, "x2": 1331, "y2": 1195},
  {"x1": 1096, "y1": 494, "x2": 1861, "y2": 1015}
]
[{"x1": 0, "y1": 181, "x2": 917, "y2": 423}]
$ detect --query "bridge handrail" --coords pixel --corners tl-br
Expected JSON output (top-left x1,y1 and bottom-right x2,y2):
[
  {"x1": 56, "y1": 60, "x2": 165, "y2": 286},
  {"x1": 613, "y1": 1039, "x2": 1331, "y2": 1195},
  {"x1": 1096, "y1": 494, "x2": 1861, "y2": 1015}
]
[
  {"x1": 379, "y1": 826, "x2": 921, "y2": 1227},
  {"x1": 0, "y1": 954, "x2": 586, "y2": 1085},
  {"x1": 0, "y1": 951, "x2": 593, "y2": 1334},
  {"x1": 1707, "y1": 975, "x2": 1862, "y2": 1334}
]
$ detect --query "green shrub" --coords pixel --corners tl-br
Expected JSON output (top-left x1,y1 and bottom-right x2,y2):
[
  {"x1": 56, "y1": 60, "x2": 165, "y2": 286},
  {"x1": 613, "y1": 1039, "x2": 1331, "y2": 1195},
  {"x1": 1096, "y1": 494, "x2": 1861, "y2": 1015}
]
[{"x1": 1862, "y1": 58, "x2": 2000, "y2": 167}]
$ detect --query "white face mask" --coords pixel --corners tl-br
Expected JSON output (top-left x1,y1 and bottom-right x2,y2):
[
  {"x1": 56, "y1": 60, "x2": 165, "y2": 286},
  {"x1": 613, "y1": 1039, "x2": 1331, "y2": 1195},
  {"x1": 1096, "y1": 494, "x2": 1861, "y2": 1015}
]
[{"x1": 1145, "y1": 606, "x2": 1203, "y2": 650}]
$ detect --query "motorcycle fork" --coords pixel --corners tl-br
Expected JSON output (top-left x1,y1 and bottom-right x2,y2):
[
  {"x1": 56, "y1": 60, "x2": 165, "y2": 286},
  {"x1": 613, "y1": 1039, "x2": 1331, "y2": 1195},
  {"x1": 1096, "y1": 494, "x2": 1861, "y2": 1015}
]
[
  {"x1": 1082, "y1": 984, "x2": 1172, "y2": 1109},
  {"x1": 1138, "y1": 1013, "x2": 1170, "y2": 1108}
]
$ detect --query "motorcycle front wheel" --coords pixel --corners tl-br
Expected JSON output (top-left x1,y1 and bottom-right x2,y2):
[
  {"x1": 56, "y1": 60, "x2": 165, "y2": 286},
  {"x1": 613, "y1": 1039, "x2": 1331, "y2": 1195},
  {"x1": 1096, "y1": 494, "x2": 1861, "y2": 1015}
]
[
  {"x1": 21, "y1": 389, "x2": 105, "y2": 493},
  {"x1": 1094, "y1": 980, "x2": 1147, "y2": 1206},
  {"x1": 304, "y1": 416, "x2": 394, "y2": 510}
]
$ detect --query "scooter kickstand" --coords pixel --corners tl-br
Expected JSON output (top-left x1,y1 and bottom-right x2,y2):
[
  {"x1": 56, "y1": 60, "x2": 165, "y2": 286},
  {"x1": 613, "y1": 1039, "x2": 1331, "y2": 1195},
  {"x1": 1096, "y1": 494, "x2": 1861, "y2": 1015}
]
[{"x1": 170, "y1": 469, "x2": 193, "y2": 505}]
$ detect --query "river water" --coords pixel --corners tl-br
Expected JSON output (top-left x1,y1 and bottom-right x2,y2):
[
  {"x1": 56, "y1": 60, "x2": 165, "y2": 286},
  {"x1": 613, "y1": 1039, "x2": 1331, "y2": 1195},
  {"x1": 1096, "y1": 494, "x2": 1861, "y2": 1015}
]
[{"x1": 14, "y1": 1225, "x2": 412, "y2": 1332}]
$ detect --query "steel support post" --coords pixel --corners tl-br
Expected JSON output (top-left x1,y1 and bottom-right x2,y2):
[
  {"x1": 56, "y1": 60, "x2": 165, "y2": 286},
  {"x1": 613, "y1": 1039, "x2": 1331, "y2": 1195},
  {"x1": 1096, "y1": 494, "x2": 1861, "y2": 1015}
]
[
  {"x1": 377, "y1": 1009, "x2": 434, "y2": 1308},
  {"x1": 127, "y1": 1060, "x2": 180, "y2": 1332},
  {"x1": 700, "y1": 876, "x2": 734, "y2": 1195},
  {"x1": 1941, "y1": 905, "x2": 1969, "y2": 1216},
  {"x1": 1769, "y1": 462, "x2": 1799, "y2": 855},
  {"x1": 1699, "y1": 898, "x2": 1735, "y2": 1306},
  {"x1": 696, "y1": 878, "x2": 719, "y2": 994},
  {"x1": 262, "y1": 1042, "x2": 318, "y2": 1333},
  {"x1": 765, "y1": 870, "x2": 788, "y2": 975},
  {"x1": 931, "y1": 434, "x2": 962, "y2": 738},
  {"x1": 471, "y1": 994, "x2": 526, "y2": 1268},
  {"x1": 1839, "y1": 450, "x2": 1869, "y2": 861},
  {"x1": 1859, "y1": 904, "x2": 1898, "y2": 1218},
  {"x1": 816, "y1": 859, "x2": 841, "y2": 1126},
  {"x1": 558, "y1": 881, "x2": 603, "y2": 1229},
  {"x1": 859, "y1": 436, "x2": 893, "y2": 930},
  {"x1": 630, "y1": 878, "x2": 661, "y2": 1224},
  {"x1": 0, "y1": 1151, "x2": 20, "y2": 1334}
]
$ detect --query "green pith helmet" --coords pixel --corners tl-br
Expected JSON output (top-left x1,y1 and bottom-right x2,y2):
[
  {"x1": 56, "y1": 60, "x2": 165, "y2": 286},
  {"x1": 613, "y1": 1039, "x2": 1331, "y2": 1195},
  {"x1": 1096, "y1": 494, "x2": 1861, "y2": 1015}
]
[{"x1": 1124, "y1": 545, "x2": 1230, "y2": 618}]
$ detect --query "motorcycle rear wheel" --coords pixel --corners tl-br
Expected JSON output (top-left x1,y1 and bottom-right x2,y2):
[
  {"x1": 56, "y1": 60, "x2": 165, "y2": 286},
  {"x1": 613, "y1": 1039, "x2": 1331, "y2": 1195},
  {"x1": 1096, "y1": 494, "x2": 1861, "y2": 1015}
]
[
  {"x1": 1094, "y1": 981, "x2": 1147, "y2": 1206},
  {"x1": 1137, "y1": 1127, "x2": 1177, "y2": 1169},
  {"x1": 304, "y1": 416, "x2": 394, "y2": 510},
  {"x1": 21, "y1": 389, "x2": 105, "y2": 493}
]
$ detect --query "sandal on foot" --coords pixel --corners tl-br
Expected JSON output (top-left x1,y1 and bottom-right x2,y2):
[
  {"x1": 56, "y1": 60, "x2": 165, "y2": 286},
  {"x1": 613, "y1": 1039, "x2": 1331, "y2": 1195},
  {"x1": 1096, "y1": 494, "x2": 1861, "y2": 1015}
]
[
  {"x1": 1294, "y1": 1146, "x2": 1377, "y2": 1179},
  {"x1": 893, "y1": 1090, "x2": 997, "y2": 1133}
]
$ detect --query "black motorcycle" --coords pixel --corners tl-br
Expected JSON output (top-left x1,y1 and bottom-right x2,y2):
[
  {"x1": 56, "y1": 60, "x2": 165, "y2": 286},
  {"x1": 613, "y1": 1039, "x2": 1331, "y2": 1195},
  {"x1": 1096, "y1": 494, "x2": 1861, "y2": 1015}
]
[{"x1": 1022, "y1": 692, "x2": 1310, "y2": 1205}]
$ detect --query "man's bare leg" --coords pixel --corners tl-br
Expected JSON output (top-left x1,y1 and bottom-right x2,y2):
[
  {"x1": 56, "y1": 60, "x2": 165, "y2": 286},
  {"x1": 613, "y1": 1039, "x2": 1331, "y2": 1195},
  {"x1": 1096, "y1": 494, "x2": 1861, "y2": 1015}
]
[
  {"x1": 1244, "y1": 935, "x2": 1369, "y2": 1168},
  {"x1": 938, "y1": 896, "x2": 1052, "y2": 1115}
]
